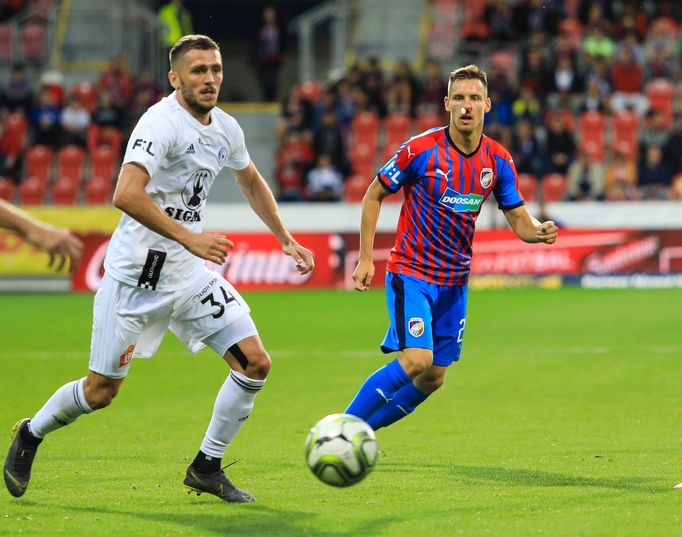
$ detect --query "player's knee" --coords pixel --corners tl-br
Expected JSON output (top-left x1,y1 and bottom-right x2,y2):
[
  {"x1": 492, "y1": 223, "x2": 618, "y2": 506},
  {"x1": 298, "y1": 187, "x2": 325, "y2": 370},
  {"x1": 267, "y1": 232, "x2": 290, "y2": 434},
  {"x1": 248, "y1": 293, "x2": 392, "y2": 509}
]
[
  {"x1": 84, "y1": 383, "x2": 120, "y2": 410},
  {"x1": 399, "y1": 349, "x2": 433, "y2": 377},
  {"x1": 245, "y1": 349, "x2": 271, "y2": 380}
]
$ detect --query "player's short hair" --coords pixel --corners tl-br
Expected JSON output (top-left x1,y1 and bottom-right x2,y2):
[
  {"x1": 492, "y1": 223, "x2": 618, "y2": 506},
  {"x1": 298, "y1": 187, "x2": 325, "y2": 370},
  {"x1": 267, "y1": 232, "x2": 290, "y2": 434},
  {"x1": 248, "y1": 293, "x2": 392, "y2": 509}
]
[
  {"x1": 169, "y1": 34, "x2": 220, "y2": 68},
  {"x1": 447, "y1": 65, "x2": 488, "y2": 95}
]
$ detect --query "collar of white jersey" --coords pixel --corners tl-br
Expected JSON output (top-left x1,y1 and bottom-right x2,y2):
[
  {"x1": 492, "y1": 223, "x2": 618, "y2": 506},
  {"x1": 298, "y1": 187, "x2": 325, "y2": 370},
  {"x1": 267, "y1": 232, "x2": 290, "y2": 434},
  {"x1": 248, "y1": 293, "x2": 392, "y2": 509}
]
[{"x1": 168, "y1": 90, "x2": 215, "y2": 128}]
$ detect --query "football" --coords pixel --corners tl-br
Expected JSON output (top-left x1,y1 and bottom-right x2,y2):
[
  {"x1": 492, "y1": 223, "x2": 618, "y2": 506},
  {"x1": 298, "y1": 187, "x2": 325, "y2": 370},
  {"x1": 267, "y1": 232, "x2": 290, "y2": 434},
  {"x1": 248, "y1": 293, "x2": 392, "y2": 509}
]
[{"x1": 304, "y1": 413, "x2": 378, "y2": 487}]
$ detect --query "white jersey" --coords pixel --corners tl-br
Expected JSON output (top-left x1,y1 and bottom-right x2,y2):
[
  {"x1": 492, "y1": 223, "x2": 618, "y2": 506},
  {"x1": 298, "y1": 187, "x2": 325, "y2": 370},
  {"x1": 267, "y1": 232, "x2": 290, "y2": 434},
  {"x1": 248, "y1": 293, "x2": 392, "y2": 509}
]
[{"x1": 104, "y1": 92, "x2": 250, "y2": 291}]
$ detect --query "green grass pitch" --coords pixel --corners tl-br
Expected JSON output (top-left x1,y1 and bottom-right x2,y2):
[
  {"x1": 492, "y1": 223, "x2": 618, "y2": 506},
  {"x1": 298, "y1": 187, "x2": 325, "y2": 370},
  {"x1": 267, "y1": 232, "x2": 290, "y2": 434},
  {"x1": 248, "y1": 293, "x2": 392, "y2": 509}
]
[{"x1": 1, "y1": 287, "x2": 681, "y2": 536}]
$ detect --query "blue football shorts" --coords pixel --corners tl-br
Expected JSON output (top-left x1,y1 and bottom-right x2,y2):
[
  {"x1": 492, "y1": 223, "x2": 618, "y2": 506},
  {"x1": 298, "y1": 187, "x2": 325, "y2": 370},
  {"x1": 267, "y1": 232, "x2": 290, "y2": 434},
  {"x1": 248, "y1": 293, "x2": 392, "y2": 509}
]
[{"x1": 381, "y1": 272, "x2": 468, "y2": 367}]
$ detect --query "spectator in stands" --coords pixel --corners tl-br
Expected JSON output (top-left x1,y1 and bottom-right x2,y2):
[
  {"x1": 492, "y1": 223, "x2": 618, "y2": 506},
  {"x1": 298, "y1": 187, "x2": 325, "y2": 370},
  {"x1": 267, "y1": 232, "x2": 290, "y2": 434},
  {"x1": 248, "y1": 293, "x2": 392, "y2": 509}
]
[
  {"x1": 578, "y1": 78, "x2": 609, "y2": 114},
  {"x1": 639, "y1": 109, "x2": 670, "y2": 153},
  {"x1": 386, "y1": 59, "x2": 417, "y2": 117},
  {"x1": 610, "y1": 46, "x2": 647, "y2": 116},
  {"x1": 638, "y1": 146, "x2": 674, "y2": 200},
  {"x1": 566, "y1": 144, "x2": 605, "y2": 201},
  {"x1": 511, "y1": 84, "x2": 542, "y2": 125},
  {"x1": 60, "y1": 95, "x2": 90, "y2": 147},
  {"x1": 333, "y1": 79, "x2": 356, "y2": 136},
  {"x1": 360, "y1": 57, "x2": 386, "y2": 117},
  {"x1": 305, "y1": 152, "x2": 344, "y2": 202},
  {"x1": 91, "y1": 89, "x2": 123, "y2": 130},
  {"x1": 1, "y1": 63, "x2": 33, "y2": 115},
  {"x1": 29, "y1": 88, "x2": 61, "y2": 148},
  {"x1": 616, "y1": 30, "x2": 645, "y2": 66},
  {"x1": 485, "y1": 0, "x2": 516, "y2": 42},
  {"x1": 98, "y1": 57, "x2": 133, "y2": 109},
  {"x1": 605, "y1": 143, "x2": 638, "y2": 201},
  {"x1": 582, "y1": 24, "x2": 615, "y2": 61},
  {"x1": 545, "y1": 54, "x2": 584, "y2": 111},
  {"x1": 417, "y1": 60, "x2": 448, "y2": 117},
  {"x1": 510, "y1": 119, "x2": 543, "y2": 178},
  {"x1": 643, "y1": 17, "x2": 677, "y2": 80},
  {"x1": 275, "y1": 149, "x2": 304, "y2": 202},
  {"x1": 313, "y1": 110, "x2": 349, "y2": 177},
  {"x1": 518, "y1": 47, "x2": 548, "y2": 97},
  {"x1": 663, "y1": 114, "x2": 682, "y2": 174},
  {"x1": 158, "y1": 0, "x2": 193, "y2": 56},
  {"x1": 545, "y1": 113, "x2": 575, "y2": 175},
  {"x1": 276, "y1": 84, "x2": 314, "y2": 142},
  {"x1": 279, "y1": 130, "x2": 314, "y2": 181},
  {"x1": 255, "y1": 5, "x2": 282, "y2": 102}
]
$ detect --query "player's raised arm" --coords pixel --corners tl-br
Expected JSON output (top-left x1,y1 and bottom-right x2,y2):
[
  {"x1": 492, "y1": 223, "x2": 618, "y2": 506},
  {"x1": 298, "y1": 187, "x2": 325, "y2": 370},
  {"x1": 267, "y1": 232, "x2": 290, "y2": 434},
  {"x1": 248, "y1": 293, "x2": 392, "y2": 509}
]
[
  {"x1": 502, "y1": 204, "x2": 558, "y2": 244},
  {"x1": 233, "y1": 161, "x2": 314, "y2": 274},
  {"x1": 352, "y1": 178, "x2": 392, "y2": 291},
  {"x1": 0, "y1": 199, "x2": 83, "y2": 272},
  {"x1": 113, "y1": 163, "x2": 232, "y2": 264}
]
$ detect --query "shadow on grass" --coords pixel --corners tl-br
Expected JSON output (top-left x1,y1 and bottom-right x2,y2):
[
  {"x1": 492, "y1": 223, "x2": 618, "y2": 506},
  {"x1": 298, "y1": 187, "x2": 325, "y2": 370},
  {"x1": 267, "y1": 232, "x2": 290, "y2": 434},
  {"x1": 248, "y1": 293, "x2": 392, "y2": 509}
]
[
  {"x1": 378, "y1": 462, "x2": 664, "y2": 493},
  {"x1": 16, "y1": 500, "x2": 392, "y2": 537}
]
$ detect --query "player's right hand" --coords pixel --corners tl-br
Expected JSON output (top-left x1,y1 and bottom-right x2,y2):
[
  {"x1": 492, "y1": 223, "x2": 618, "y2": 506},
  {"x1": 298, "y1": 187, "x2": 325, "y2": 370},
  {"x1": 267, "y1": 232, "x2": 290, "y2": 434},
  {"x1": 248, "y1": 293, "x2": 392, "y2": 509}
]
[
  {"x1": 352, "y1": 259, "x2": 375, "y2": 291},
  {"x1": 28, "y1": 224, "x2": 84, "y2": 273},
  {"x1": 185, "y1": 232, "x2": 234, "y2": 264}
]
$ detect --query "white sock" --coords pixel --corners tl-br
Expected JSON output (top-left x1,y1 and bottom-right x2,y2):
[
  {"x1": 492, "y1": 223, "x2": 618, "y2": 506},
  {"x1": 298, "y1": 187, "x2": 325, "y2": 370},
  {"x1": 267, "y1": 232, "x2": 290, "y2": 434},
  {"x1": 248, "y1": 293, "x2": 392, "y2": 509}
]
[
  {"x1": 29, "y1": 378, "x2": 92, "y2": 438},
  {"x1": 199, "y1": 370, "x2": 265, "y2": 458}
]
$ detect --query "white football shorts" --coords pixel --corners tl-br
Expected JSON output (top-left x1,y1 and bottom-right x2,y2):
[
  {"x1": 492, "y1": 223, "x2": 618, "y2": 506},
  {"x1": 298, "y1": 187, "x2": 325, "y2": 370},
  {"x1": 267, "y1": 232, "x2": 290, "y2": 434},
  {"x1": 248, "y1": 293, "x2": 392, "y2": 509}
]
[{"x1": 89, "y1": 267, "x2": 258, "y2": 379}]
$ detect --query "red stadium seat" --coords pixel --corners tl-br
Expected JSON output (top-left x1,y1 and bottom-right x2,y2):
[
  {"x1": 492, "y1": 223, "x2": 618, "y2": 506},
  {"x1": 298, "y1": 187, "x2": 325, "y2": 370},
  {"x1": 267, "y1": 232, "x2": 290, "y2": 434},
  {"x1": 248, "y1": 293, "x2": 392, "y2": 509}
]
[
  {"x1": 0, "y1": 113, "x2": 28, "y2": 158},
  {"x1": 540, "y1": 173, "x2": 568, "y2": 202},
  {"x1": 0, "y1": 178, "x2": 14, "y2": 202},
  {"x1": 578, "y1": 112, "x2": 605, "y2": 161},
  {"x1": 19, "y1": 176, "x2": 47, "y2": 205},
  {"x1": 611, "y1": 112, "x2": 639, "y2": 160},
  {"x1": 87, "y1": 125, "x2": 122, "y2": 155},
  {"x1": 90, "y1": 145, "x2": 117, "y2": 182},
  {"x1": 349, "y1": 142, "x2": 376, "y2": 179},
  {"x1": 545, "y1": 109, "x2": 575, "y2": 132},
  {"x1": 558, "y1": 18, "x2": 583, "y2": 48},
  {"x1": 646, "y1": 78, "x2": 674, "y2": 128},
  {"x1": 25, "y1": 145, "x2": 54, "y2": 185},
  {"x1": 20, "y1": 22, "x2": 47, "y2": 60},
  {"x1": 0, "y1": 24, "x2": 12, "y2": 60},
  {"x1": 71, "y1": 81, "x2": 98, "y2": 113},
  {"x1": 84, "y1": 175, "x2": 113, "y2": 205},
  {"x1": 344, "y1": 174, "x2": 371, "y2": 202},
  {"x1": 518, "y1": 174, "x2": 537, "y2": 202},
  {"x1": 51, "y1": 175, "x2": 79, "y2": 205},
  {"x1": 384, "y1": 114, "x2": 411, "y2": 154},
  {"x1": 57, "y1": 145, "x2": 85, "y2": 183},
  {"x1": 417, "y1": 113, "x2": 446, "y2": 133},
  {"x1": 351, "y1": 112, "x2": 379, "y2": 152}
]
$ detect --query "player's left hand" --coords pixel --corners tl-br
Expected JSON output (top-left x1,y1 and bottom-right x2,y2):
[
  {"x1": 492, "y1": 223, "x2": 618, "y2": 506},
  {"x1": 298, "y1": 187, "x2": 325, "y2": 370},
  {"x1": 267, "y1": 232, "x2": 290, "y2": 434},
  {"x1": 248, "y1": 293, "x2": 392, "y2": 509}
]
[
  {"x1": 282, "y1": 241, "x2": 314, "y2": 275},
  {"x1": 537, "y1": 221, "x2": 558, "y2": 244}
]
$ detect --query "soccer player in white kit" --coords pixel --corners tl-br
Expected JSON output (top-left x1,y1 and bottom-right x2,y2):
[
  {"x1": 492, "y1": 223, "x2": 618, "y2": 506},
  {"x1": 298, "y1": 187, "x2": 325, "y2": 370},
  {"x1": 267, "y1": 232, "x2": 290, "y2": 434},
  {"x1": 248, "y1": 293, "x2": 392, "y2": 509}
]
[{"x1": 3, "y1": 35, "x2": 314, "y2": 503}]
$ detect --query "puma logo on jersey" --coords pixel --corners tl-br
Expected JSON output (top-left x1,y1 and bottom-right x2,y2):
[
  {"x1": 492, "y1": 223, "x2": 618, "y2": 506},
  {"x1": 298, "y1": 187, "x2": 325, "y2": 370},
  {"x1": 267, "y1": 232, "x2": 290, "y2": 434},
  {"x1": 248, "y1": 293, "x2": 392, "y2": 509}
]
[
  {"x1": 185, "y1": 143, "x2": 196, "y2": 154},
  {"x1": 406, "y1": 146, "x2": 414, "y2": 158},
  {"x1": 435, "y1": 169, "x2": 451, "y2": 179}
]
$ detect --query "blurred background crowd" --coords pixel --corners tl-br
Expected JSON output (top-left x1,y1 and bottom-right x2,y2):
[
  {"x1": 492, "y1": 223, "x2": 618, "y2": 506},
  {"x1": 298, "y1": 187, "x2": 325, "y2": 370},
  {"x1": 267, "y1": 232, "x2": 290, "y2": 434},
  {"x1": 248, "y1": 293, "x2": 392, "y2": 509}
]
[{"x1": 1, "y1": 0, "x2": 681, "y2": 206}]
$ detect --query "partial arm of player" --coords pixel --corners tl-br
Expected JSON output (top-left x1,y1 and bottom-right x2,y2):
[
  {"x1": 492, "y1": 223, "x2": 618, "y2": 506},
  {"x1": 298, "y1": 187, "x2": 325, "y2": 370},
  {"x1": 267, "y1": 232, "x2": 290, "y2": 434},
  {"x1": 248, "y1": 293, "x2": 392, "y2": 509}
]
[
  {"x1": 503, "y1": 204, "x2": 558, "y2": 244},
  {"x1": 113, "y1": 163, "x2": 232, "y2": 264},
  {"x1": 0, "y1": 198, "x2": 83, "y2": 272},
  {"x1": 353, "y1": 178, "x2": 393, "y2": 291},
  {"x1": 233, "y1": 161, "x2": 314, "y2": 274}
]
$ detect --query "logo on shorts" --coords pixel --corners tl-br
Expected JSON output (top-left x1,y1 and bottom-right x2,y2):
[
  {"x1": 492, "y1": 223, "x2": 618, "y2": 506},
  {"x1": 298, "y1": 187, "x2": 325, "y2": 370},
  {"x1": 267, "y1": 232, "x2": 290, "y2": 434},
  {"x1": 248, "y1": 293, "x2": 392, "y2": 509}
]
[
  {"x1": 119, "y1": 344, "x2": 136, "y2": 368},
  {"x1": 408, "y1": 317, "x2": 424, "y2": 337},
  {"x1": 480, "y1": 167, "x2": 493, "y2": 189}
]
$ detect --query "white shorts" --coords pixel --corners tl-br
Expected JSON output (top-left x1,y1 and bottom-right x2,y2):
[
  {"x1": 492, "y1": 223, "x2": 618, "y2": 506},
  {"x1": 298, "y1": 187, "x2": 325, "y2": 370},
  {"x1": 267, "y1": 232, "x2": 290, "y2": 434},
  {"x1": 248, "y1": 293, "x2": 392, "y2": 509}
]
[{"x1": 89, "y1": 268, "x2": 258, "y2": 379}]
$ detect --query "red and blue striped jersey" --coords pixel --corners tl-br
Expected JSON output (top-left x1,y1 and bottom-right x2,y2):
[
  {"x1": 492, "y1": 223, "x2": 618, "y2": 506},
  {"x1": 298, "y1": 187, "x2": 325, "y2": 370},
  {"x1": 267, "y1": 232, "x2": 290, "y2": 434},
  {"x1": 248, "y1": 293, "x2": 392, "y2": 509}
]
[{"x1": 377, "y1": 127, "x2": 524, "y2": 286}]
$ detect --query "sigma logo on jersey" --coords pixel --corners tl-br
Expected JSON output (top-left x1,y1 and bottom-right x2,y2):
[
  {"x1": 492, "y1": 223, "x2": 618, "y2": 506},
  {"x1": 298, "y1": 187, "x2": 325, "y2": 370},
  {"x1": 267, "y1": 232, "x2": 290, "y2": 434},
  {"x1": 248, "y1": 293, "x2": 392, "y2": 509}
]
[
  {"x1": 408, "y1": 317, "x2": 424, "y2": 337},
  {"x1": 439, "y1": 187, "x2": 483, "y2": 212},
  {"x1": 480, "y1": 167, "x2": 493, "y2": 188},
  {"x1": 164, "y1": 169, "x2": 212, "y2": 222}
]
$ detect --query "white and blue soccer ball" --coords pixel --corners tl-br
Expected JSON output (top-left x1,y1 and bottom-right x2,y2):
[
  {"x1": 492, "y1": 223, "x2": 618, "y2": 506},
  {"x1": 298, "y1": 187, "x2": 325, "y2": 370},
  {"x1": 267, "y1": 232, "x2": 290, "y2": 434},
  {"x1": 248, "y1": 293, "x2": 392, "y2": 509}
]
[{"x1": 304, "y1": 413, "x2": 378, "y2": 487}]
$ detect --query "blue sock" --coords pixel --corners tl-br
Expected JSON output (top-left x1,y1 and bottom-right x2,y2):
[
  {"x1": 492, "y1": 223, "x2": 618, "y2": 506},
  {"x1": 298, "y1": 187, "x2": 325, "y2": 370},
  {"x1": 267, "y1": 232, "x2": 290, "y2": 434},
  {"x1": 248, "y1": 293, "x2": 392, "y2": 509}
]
[
  {"x1": 367, "y1": 382, "x2": 428, "y2": 430},
  {"x1": 345, "y1": 359, "x2": 412, "y2": 420}
]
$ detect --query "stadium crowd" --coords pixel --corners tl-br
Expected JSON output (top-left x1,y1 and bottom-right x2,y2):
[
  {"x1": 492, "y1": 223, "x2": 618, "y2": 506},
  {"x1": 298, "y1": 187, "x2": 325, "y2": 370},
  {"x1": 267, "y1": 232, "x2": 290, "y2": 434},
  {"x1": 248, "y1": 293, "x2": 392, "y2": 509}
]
[{"x1": 274, "y1": 0, "x2": 682, "y2": 203}]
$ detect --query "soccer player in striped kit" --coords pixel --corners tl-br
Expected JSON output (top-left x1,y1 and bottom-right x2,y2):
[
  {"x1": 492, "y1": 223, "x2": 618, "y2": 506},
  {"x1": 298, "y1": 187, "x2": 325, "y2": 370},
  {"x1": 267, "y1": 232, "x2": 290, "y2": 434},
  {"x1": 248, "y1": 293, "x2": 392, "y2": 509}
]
[{"x1": 345, "y1": 65, "x2": 558, "y2": 430}]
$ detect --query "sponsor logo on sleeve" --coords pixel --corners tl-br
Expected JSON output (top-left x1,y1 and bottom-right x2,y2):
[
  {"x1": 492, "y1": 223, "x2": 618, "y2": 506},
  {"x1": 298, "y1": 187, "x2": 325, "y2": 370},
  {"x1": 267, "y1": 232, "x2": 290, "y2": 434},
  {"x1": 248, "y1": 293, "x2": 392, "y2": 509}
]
[
  {"x1": 439, "y1": 187, "x2": 483, "y2": 212},
  {"x1": 132, "y1": 138, "x2": 155, "y2": 156}
]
